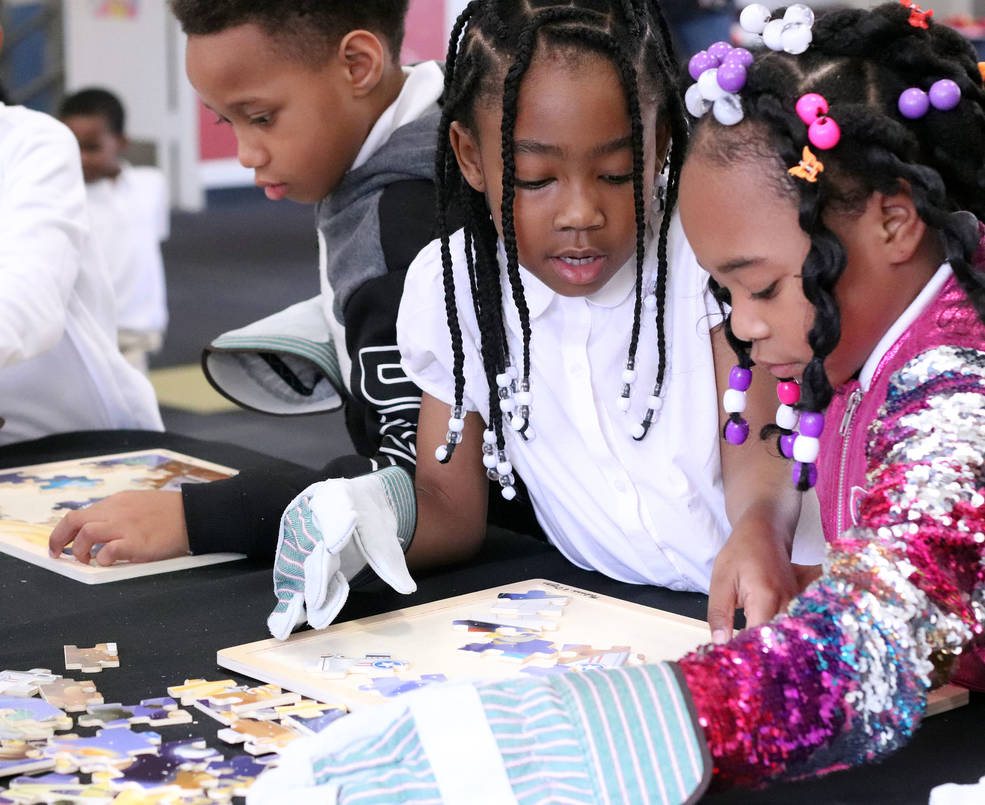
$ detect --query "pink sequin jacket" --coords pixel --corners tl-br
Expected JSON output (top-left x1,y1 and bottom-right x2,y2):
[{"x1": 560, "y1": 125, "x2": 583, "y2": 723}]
[{"x1": 678, "y1": 271, "x2": 985, "y2": 788}]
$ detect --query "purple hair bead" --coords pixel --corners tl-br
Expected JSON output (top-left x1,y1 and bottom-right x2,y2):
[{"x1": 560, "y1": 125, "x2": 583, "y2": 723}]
[
  {"x1": 898, "y1": 87, "x2": 930, "y2": 119},
  {"x1": 929, "y1": 78, "x2": 961, "y2": 110},
  {"x1": 688, "y1": 50, "x2": 718, "y2": 81},
  {"x1": 792, "y1": 461, "x2": 818, "y2": 487},
  {"x1": 799, "y1": 411, "x2": 825, "y2": 437},
  {"x1": 717, "y1": 62, "x2": 747, "y2": 94},
  {"x1": 707, "y1": 40, "x2": 733, "y2": 61},
  {"x1": 723, "y1": 47, "x2": 754, "y2": 68},
  {"x1": 728, "y1": 365, "x2": 752, "y2": 391},
  {"x1": 725, "y1": 418, "x2": 750, "y2": 445},
  {"x1": 779, "y1": 432, "x2": 797, "y2": 458}
]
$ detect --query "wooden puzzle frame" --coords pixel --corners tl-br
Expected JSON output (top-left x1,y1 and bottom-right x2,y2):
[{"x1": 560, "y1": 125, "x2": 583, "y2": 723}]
[
  {"x1": 217, "y1": 579, "x2": 714, "y2": 709},
  {"x1": 0, "y1": 449, "x2": 244, "y2": 583}
]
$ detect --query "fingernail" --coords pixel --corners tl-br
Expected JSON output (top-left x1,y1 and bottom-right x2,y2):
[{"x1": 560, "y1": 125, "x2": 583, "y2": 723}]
[{"x1": 712, "y1": 629, "x2": 730, "y2": 645}]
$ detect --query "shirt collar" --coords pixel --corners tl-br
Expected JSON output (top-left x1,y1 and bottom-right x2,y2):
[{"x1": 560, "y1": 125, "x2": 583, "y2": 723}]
[
  {"x1": 349, "y1": 61, "x2": 444, "y2": 172},
  {"x1": 858, "y1": 261, "x2": 952, "y2": 391}
]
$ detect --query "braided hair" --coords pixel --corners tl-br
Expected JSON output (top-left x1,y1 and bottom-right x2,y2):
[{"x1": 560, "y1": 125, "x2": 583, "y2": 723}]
[
  {"x1": 689, "y1": 2, "x2": 985, "y2": 487},
  {"x1": 434, "y1": 0, "x2": 687, "y2": 490}
]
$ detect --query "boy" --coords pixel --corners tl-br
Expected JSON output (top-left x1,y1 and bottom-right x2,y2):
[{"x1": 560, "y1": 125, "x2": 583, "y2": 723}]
[
  {"x1": 0, "y1": 26, "x2": 163, "y2": 445},
  {"x1": 59, "y1": 87, "x2": 170, "y2": 374},
  {"x1": 50, "y1": 2, "x2": 541, "y2": 574}
]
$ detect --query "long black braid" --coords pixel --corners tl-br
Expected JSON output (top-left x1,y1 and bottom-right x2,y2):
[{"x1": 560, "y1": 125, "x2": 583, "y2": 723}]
[
  {"x1": 434, "y1": 0, "x2": 688, "y2": 478},
  {"x1": 689, "y1": 2, "x2": 985, "y2": 488}
]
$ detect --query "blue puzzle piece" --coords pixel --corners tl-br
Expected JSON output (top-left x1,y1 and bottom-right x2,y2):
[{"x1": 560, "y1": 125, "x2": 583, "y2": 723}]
[
  {"x1": 53, "y1": 498, "x2": 103, "y2": 512},
  {"x1": 39, "y1": 475, "x2": 103, "y2": 491},
  {"x1": 458, "y1": 636, "x2": 557, "y2": 663},
  {"x1": 0, "y1": 472, "x2": 39, "y2": 485},
  {"x1": 498, "y1": 590, "x2": 560, "y2": 600},
  {"x1": 358, "y1": 674, "x2": 447, "y2": 698}
]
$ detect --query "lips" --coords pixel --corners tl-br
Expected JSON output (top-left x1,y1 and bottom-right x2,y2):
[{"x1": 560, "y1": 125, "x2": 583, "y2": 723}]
[
  {"x1": 550, "y1": 251, "x2": 607, "y2": 286},
  {"x1": 256, "y1": 180, "x2": 288, "y2": 201}
]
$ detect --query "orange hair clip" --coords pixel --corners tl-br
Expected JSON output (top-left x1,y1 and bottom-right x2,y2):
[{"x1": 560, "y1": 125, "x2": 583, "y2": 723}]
[
  {"x1": 788, "y1": 146, "x2": 824, "y2": 183},
  {"x1": 978, "y1": 62, "x2": 985, "y2": 84}
]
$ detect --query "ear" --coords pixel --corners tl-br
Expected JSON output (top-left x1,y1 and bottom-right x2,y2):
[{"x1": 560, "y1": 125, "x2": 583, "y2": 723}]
[
  {"x1": 337, "y1": 30, "x2": 385, "y2": 98},
  {"x1": 877, "y1": 184, "x2": 927, "y2": 264},
  {"x1": 449, "y1": 121, "x2": 487, "y2": 193}
]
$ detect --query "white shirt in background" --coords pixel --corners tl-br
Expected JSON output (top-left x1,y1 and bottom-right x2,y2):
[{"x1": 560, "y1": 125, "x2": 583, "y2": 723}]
[{"x1": 0, "y1": 103, "x2": 163, "y2": 445}]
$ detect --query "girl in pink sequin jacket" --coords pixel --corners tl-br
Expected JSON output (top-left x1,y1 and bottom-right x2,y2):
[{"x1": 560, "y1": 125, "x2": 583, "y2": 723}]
[{"x1": 676, "y1": 2, "x2": 985, "y2": 790}]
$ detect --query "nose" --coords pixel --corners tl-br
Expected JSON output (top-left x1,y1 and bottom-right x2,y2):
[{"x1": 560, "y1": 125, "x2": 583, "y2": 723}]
[
  {"x1": 237, "y1": 134, "x2": 268, "y2": 170},
  {"x1": 728, "y1": 300, "x2": 769, "y2": 344},
  {"x1": 553, "y1": 180, "x2": 604, "y2": 231}
]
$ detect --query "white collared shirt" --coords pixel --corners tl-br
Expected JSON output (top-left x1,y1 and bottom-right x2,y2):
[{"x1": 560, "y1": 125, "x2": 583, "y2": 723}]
[{"x1": 399, "y1": 214, "x2": 731, "y2": 591}]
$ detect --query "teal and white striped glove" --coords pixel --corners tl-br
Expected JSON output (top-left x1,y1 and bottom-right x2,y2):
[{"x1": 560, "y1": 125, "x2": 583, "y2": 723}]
[
  {"x1": 245, "y1": 664, "x2": 711, "y2": 805},
  {"x1": 268, "y1": 466, "x2": 417, "y2": 640}
]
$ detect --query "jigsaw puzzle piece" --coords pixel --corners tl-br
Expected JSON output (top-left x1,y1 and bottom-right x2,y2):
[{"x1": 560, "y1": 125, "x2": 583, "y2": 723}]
[
  {"x1": 92, "y1": 738, "x2": 222, "y2": 798},
  {"x1": 311, "y1": 653, "x2": 409, "y2": 678},
  {"x1": 521, "y1": 644, "x2": 645, "y2": 677},
  {"x1": 458, "y1": 635, "x2": 558, "y2": 664},
  {"x1": 0, "y1": 696, "x2": 73, "y2": 741},
  {"x1": 455, "y1": 611, "x2": 560, "y2": 633},
  {"x1": 193, "y1": 685, "x2": 300, "y2": 725},
  {"x1": 279, "y1": 707, "x2": 347, "y2": 736},
  {"x1": 199, "y1": 753, "x2": 278, "y2": 800},
  {"x1": 0, "y1": 670, "x2": 61, "y2": 698},
  {"x1": 216, "y1": 718, "x2": 303, "y2": 756},
  {"x1": 42, "y1": 727, "x2": 162, "y2": 774},
  {"x1": 492, "y1": 590, "x2": 568, "y2": 618},
  {"x1": 165, "y1": 680, "x2": 237, "y2": 707},
  {"x1": 38, "y1": 679, "x2": 102, "y2": 713},
  {"x1": 0, "y1": 740, "x2": 55, "y2": 778},
  {"x1": 1, "y1": 772, "x2": 117, "y2": 803},
  {"x1": 77, "y1": 698, "x2": 191, "y2": 729},
  {"x1": 357, "y1": 674, "x2": 448, "y2": 699},
  {"x1": 63, "y1": 644, "x2": 119, "y2": 674}
]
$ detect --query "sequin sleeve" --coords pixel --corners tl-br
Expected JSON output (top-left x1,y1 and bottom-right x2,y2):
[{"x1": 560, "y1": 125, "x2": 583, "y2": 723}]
[{"x1": 678, "y1": 345, "x2": 985, "y2": 788}]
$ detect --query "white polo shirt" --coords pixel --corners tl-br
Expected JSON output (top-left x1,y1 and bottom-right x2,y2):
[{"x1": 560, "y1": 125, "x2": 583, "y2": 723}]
[{"x1": 399, "y1": 214, "x2": 731, "y2": 591}]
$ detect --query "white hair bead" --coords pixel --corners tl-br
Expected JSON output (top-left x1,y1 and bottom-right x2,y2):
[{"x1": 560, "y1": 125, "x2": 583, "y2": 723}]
[
  {"x1": 501, "y1": 485, "x2": 517, "y2": 501},
  {"x1": 723, "y1": 388, "x2": 747, "y2": 413},
  {"x1": 515, "y1": 391, "x2": 532, "y2": 405},
  {"x1": 448, "y1": 417, "x2": 465, "y2": 432},
  {"x1": 497, "y1": 460, "x2": 513, "y2": 476},
  {"x1": 762, "y1": 18, "x2": 786, "y2": 51},
  {"x1": 783, "y1": 3, "x2": 815, "y2": 27},
  {"x1": 630, "y1": 423, "x2": 646, "y2": 439},
  {"x1": 781, "y1": 22, "x2": 812, "y2": 55},
  {"x1": 740, "y1": 3, "x2": 771, "y2": 34},
  {"x1": 510, "y1": 414, "x2": 525, "y2": 430},
  {"x1": 483, "y1": 429, "x2": 497, "y2": 445},
  {"x1": 499, "y1": 397, "x2": 516, "y2": 413},
  {"x1": 793, "y1": 435, "x2": 820, "y2": 463},
  {"x1": 435, "y1": 445, "x2": 448, "y2": 462},
  {"x1": 647, "y1": 395, "x2": 663, "y2": 411},
  {"x1": 495, "y1": 372, "x2": 511, "y2": 387},
  {"x1": 507, "y1": 365, "x2": 519, "y2": 379},
  {"x1": 776, "y1": 403, "x2": 800, "y2": 431},
  {"x1": 483, "y1": 453, "x2": 498, "y2": 469},
  {"x1": 617, "y1": 396, "x2": 631, "y2": 412},
  {"x1": 685, "y1": 83, "x2": 712, "y2": 117},
  {"x1": 698, "y1": 68, "x2": 726, "y2": 102},
  {"x1": 712, "y1": 94, "x2": 744, "y2": 126},
  {"x1": 643, "y1": 293, "x2": 658, "y2": 310},
  {"x1": 622, "y1": 368, "x2": 638, "y2": 383}
]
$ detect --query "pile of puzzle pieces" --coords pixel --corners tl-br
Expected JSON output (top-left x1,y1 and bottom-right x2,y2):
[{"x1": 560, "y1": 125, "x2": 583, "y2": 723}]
[{"x1": 0, "y1": 644, "x2": 349, "y2": 803}]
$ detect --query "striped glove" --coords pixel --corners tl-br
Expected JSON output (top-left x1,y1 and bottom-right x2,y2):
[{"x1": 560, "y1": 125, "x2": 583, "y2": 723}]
[
  {"x1": 246, "y1": 664, "x2": 710, "y2": 805},
  {"x1": 268, "y1": 466, "x2": 417, "y2": 640}
]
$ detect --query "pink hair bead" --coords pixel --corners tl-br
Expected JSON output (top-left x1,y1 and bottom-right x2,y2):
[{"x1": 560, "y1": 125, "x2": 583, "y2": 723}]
[
  {"x1": 776, "y1": 380, "x2": 800, "y2": 405},
  {"x1": 808, "y1": 116, "x2": 841, "y2": 150},
  {"x1": 795, "y1": 93, "x2": 828, "y2": 125}
]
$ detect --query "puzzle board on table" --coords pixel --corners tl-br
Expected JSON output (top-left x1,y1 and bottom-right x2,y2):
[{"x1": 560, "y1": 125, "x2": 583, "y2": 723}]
[
  {"x1": 217, "y1": 579, "x2": 712, "y2": 709},
  {"x1": 0, "y1": 449, "x2": 245, "y2": 583}
]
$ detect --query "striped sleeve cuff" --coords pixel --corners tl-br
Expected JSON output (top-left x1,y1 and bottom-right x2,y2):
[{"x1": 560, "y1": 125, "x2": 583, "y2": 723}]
[
  {"x1": 374, "y1": 465, "x2": 417, "y2": 548},
  {"x1": 478, "y1": 663, "x2": 710, "y2": 805}
]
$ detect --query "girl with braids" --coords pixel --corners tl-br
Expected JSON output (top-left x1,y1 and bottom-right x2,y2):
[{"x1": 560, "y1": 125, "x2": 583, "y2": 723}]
[
  {"x1": 249, "y1": 3, "x2": 983, "y2": 803},
  {"x1": 394, "y1": 0, "x2": 822, "y2": 617}
]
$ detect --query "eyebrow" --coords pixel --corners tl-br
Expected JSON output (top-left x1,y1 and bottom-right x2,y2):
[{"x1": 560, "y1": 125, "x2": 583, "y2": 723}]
[
  {"x1": 512, "y1": 135, "x2": 633, "y2": 158},
  {"x1": 716, "y1": 256, "x2": 765, "y2": 274}
]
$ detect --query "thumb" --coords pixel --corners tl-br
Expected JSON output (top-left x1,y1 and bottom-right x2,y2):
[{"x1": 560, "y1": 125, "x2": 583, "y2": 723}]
[{"x1": 706, "y1": 580, "x2": 737, "y2": 645}]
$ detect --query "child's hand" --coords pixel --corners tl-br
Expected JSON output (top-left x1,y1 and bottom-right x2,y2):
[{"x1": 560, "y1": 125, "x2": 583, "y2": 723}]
[
  {"x1": 706, "y1": 526, "x2": 802, "y2": 644},
  {"x1": 47, "y1": 490, "x2": 190, "y2": 565}
]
